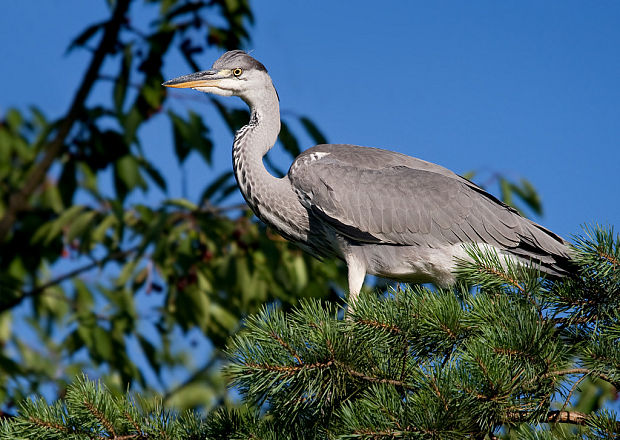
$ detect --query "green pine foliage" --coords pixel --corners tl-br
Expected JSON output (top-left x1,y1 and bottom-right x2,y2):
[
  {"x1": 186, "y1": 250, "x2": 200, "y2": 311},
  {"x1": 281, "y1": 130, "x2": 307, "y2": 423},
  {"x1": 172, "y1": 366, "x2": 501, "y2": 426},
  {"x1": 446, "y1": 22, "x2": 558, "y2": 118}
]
[{"x1": 1, "y1": 225, "x2": 618, "y2": 439}]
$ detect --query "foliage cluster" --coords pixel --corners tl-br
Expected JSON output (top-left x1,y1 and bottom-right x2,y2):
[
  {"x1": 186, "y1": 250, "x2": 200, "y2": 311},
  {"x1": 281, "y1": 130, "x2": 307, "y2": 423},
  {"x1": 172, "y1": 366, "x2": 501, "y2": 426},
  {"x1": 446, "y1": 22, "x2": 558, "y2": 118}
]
[
  {"x1": 0, "y1": 0, "x2": 343, "y2": 410},
  {"x1": 2, "y1": 226, "x2": 618, "y2": 439}
]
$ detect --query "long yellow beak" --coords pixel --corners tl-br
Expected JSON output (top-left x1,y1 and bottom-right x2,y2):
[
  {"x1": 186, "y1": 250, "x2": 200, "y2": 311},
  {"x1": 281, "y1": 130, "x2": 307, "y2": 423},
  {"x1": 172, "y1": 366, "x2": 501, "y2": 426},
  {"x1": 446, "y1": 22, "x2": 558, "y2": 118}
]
[{"x1": 162, "y1": 70, "x2": 225, "y2": 88}]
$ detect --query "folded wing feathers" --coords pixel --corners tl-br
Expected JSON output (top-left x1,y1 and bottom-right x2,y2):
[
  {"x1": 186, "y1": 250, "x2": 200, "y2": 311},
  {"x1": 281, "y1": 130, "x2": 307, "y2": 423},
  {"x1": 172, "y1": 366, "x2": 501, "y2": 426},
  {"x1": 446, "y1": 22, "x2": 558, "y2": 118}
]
[{"x1": 289, "y1": 144, "x2": 571, "y2": 271}]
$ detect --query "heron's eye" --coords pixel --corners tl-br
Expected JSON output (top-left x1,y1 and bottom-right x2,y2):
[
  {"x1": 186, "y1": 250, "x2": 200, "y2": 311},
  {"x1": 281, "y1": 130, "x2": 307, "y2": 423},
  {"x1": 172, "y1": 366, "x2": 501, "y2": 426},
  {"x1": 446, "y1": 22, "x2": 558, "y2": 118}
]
[{"x1": 233, "y1": 68, "x2": 243, "y2": 77}]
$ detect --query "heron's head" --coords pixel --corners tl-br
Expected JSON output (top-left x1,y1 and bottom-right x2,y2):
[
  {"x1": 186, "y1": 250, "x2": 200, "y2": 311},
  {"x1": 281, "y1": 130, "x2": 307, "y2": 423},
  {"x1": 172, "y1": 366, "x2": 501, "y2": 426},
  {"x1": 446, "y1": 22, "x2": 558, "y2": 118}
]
[{"x1": 163, "y1": 50, "x2": 272, "y2": 100}]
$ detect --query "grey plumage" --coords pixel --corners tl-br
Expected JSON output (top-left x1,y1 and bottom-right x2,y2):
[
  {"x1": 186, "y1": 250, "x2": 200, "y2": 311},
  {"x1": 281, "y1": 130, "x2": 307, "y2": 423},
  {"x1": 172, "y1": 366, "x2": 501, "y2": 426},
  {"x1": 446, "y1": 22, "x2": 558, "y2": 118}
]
[
  {"x1": 213, "y1": 50, "x2": 268, "y2": 72},
  {"x1": 164, "y1": 50, "x2": 574, "y2": 307}
]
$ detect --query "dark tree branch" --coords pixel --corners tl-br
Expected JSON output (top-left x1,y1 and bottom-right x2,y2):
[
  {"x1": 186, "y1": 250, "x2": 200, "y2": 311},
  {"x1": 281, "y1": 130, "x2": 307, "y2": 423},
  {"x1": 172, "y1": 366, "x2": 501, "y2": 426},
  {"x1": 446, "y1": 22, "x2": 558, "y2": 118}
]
[
  {"x1": 0, "y1": 246, "x2": 138, "y2": 313},
  {"x1": 539, "y1": 368, "x2": 592, "y2": 380},
  {"x1": 546, "y1": 410, "x2": 588, "y2": 425},
  {"x1": 508, "y1": 410, "x2": 618, "y2": 430},
  {"x1": 0, "y1": 0, "x2": 130, "y2": 242}
]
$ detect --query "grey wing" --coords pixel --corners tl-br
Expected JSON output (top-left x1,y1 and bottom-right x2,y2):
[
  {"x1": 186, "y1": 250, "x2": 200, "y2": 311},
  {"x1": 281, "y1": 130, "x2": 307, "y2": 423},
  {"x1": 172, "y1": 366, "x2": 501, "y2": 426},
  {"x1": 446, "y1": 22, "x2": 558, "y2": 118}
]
[{"x1": 289, "y1": 144, "x2": 572, "y2": 273}]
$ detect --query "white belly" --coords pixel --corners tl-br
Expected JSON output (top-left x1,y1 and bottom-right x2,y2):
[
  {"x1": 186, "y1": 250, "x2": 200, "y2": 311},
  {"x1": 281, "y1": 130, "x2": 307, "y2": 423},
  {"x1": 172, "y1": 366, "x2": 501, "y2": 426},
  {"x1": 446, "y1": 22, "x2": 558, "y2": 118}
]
[{"x1": 351, "y1": 242, "x2": 501, "y2": 286}]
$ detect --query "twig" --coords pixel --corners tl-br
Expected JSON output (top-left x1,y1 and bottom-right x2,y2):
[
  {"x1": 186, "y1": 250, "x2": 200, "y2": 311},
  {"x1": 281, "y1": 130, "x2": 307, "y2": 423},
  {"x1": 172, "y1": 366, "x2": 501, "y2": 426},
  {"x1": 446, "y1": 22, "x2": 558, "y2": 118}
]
[
  {"x1": 561, "y1": 373, "x2": 587, "y2": 411},
  {"x1": 0, "y1": 246, "x2": 138, "y2": 313},
  {"x1": 356, "y1": 318, "x2": 402, "y2": 334},
  {"x1": 539, "y1": 368, "x2": 591, "y2": 380},
  {"x1": 269, "y1": 331, "x2": 303, "y2": 365},
  {"x1": 552, "y1": 316, "x2": 595, "y2": 328},
  {"x1": 83, "y1": 400, "x2": 116, "y2": 438},
  {"x1": 339, "y1": 362, "x2": 413, "y2": 389},
  {"x1": 244, "y1": 361, "x2": 332, "y2": 375},
  {"x1": 479, "y1": 265, "x2": 526, "y2": 295},
  {"x1": 540, "y1": 368, "x2": 618, "y2": 388},
  {"x1": 27, "y1": 416, "x2": 70, "y2": 433},
  {"x1": 598, "y1": 249, "x2": 619, "y2": 267}
]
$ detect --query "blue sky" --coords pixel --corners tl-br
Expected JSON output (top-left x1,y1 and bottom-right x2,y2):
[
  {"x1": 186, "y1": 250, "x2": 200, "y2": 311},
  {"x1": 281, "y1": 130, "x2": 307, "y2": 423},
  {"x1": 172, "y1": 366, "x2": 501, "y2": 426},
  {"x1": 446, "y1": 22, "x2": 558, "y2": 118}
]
[{"x1": 1, "y1": 1, "x2": 619, "y2": 240}]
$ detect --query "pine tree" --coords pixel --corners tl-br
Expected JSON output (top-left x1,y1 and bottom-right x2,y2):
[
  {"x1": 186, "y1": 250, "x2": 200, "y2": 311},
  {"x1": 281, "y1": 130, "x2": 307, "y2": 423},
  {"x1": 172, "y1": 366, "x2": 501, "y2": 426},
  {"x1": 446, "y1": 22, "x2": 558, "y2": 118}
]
[{"x1": 1, "y1": 226, "x2": 618, "y2": 439}]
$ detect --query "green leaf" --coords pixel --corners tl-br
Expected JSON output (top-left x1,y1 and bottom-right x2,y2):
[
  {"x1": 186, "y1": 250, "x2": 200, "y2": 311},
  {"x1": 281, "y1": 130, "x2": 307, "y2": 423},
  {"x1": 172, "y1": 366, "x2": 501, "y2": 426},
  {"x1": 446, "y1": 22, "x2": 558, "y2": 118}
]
[
  {"x1": 199, "y1": 170, "x2": 234, "y2": 204},
  {"x1": 115, "y1": 155, "x2": 147, "y2": 195},
  {"x1": 163, "y1": 1, "x2": 207, "y2": 20},
  {"x1": 58, "y1": 160, "x2": 77, "y2": 208},
  {"x1": 117, "y1": 260, "x2": 138, "y2": 287},
  {"x1": 168, "y1": 110, "x2": 191, "y2": 163},
  {"x1": 5, "y1": 108, "x2": 23, "y2": 131},
  {"x1": 114, "y1": 45, "x2": 132, "y2": 114},
  {"x1": 140, "y1": 158, "x2": 167, "y2": 192},
  {"x1": 499, "y1": 177, "x2": 513, "y2": 209},
  {"x1": 291, "y1": 255, "x2": 308, "y2": 292},
  {"x1": 91, "y1": 214, "x2": 118, "y2": 243},
  {"x1": 164, "y1": 198, "x2": 198, "y2": 211},
  {"x1": 123, "y1": 107, "x2": 144, "y2": 145},
  {"x1": 137, "y1": 334, "x2": 160, "y2": 374},
  {"x1": 164, "y1": 383, "x2": 215, "y2": 410},
  {"x1": 36, "y1": 285, "x2": 69, "y2": 318},
  {"x1": 462, "y1": 170, "x2": 476, "y2": 181},
  {"x1": 35, "y1": 205, "x2": 85, "y2": 244},
  {"x1": 66, "y1": 20, "x2": 105, "y2": 53},
  {"x1": 0, "y1": 129, "x2": 12, "y2": 168},
  {"x1": 278, "y1": 120, "x2": 300, "y2": 157},
  {"x1": 29, "y1": 105, "x2": 48, "y2": 128},
  {"x1": 67, "y1": 210, "x2": 97, "y2": 242},
  {"x1": 208, "y1": 302, "x2": 238, "y2": 333},
  {"x1": 498, "y1": 176, "x2": 543, "y2": 217},
  {"x1": 73, "y1": 279, "x2": 94, "y2": 313},
  {"x1": 40, "y1": 179, "x2": 64, "y2": 212},
  {"x1": 141, "y1": 76, "x2": 165, "y2": 110},
  {"x1": 168, "y1": 110, "x2": 213, "y2": 164},
  {"x1": 235, "y1": 258, "x2": 253, "y2": 305},
  {"x1": 300, "y1": 116, "x2": 328, "y2": 145},
  {"x1": 92, "y1": 326, "x2": 113, "y2": 361},
  {"x1": 178, "y1": 288, "x2": 210, "y2": 332},
  {"x1": 512, "y1": 178, "x2": 543, "y2": 216},
  {"x1": 0, "y1": 312, "x2": 11, "y2": 344}
]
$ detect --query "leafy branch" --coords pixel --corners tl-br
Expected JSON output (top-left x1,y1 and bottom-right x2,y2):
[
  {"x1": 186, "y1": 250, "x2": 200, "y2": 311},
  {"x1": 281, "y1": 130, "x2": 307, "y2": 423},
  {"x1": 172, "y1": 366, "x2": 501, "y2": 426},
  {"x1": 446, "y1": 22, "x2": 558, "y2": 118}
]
[
  {"x1": 0, "y1": 0, "x2": 130, "y2": 241},
  {"x1": 0, "y1": 246, "x2": 138, "y2": 313}
]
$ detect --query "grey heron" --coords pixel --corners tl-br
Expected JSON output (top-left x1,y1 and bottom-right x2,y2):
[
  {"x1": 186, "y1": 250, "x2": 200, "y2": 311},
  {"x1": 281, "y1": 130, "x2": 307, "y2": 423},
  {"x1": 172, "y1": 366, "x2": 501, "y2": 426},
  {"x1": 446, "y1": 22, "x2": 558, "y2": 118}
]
[{"x1": 163, "y1": 50, "x2": 573, "y2": 307}]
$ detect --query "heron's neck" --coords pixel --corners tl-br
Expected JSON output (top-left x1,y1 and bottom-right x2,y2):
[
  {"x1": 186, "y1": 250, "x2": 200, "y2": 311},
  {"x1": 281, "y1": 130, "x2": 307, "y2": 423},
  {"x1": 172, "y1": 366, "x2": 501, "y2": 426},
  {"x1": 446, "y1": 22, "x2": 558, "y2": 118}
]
[{"x1": 233, "y1": 85, "x2": 309, "y2": 241}]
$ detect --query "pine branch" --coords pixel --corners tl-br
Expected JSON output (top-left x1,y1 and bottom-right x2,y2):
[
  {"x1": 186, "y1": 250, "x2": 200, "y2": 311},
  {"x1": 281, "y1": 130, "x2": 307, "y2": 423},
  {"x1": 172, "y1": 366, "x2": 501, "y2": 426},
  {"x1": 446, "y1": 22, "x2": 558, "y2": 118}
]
[
  {"x1": 0, "y1": 375, "x2": 210, "y2": 440},
  {"x1": 546, "y1": 410, "x2": 587, "y2": 425},
  {"x1": 2, "y1": 226, "x2": 619, "y2": 438}
]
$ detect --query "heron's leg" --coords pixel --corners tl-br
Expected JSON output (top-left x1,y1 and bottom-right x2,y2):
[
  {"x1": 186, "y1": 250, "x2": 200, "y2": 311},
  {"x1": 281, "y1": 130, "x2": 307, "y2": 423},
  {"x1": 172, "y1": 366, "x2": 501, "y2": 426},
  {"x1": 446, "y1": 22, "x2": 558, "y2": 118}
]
[{"x1": 345, "y1": 254, "x2": 366, "y2": 314}]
